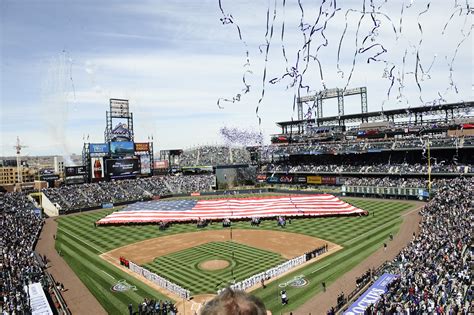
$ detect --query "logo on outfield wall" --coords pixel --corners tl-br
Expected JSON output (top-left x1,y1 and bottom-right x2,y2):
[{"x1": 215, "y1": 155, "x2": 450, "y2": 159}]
[
  {"x1": 111, "y1": 280, "x2": 137, "y2": 292},
  {"x1": 278, "y1": 275, "x2": 308, "y2": 288}
]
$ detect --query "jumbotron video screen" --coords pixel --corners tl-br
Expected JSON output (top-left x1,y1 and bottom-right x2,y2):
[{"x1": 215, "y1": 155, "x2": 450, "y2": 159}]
[{"x1": 215, "y1": 165, "x2": 257, "y2": 189}]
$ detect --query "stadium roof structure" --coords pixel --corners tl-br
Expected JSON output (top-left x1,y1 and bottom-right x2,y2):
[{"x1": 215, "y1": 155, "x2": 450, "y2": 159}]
[{"x1": 276, "y1": 101, "x2": 473, "y2": 133}]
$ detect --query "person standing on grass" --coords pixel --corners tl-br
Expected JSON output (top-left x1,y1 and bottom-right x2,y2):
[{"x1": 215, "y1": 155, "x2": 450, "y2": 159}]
[{"x1": 281, "y1": 290, "x2": 288, "y2": 305}]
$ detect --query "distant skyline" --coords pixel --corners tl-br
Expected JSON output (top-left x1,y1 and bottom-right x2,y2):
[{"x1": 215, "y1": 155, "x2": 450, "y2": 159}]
[{"x1": 1, "y1": 0, "x2": 472, "y2": 158}]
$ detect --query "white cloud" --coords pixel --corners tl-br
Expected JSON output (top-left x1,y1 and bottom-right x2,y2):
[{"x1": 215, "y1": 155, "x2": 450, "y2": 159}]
[{"x1": 1, "y1": 0, "x2": 471, "y2": 155}]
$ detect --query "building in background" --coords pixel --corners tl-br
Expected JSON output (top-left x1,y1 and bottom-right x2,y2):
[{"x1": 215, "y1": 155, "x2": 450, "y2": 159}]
[{"x1": 0, "y1": 166, "x2": 36, "y2": 185}]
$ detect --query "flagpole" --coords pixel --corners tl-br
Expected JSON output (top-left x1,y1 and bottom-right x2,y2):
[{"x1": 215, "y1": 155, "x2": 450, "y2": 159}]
[
  {"x1": 427, "y1": 139, "x2": 431, "y2": 195},
  {"x1": 229, "y1": 198, "x2": 235, "y2": 282}
]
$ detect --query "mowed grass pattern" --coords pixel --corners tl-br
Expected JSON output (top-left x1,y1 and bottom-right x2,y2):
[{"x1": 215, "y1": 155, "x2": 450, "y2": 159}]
[
  {"x1": 55, "y1": 197, "x2": 416, "y2": 314},
  {"x1": 144, "y1": 241, "x2": 285, "y2": 294}
]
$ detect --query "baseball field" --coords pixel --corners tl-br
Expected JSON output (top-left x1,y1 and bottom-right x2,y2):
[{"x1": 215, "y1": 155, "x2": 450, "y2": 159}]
[{"x1": 54, "y1": 195, "x2": 416, "y2": 314}]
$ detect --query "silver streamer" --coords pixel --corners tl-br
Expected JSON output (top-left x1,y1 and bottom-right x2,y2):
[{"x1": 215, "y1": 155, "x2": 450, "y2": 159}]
[
  {"x1": 217, "y1": 0, "x2": 471, "y2": 122},
  {"x1": 216, "y1": 0, "x2": 252, "y2": 109}
]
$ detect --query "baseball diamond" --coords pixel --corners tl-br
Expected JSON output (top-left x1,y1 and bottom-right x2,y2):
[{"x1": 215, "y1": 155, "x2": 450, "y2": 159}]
[
  {"x1": 102, "y1": 229, "x2": 340, "y2": 294},
  {"x1": 145, "y1": 241, "x2": 285, "y2": 294},
  {"x1": 53, "y1": 196, "x2": 418, "y2": 314}
]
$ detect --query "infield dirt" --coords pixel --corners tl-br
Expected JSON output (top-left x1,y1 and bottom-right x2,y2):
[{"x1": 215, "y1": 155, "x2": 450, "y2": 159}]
[{"x1": 104, "y1": 229, "x2": 339, "y2": 264}]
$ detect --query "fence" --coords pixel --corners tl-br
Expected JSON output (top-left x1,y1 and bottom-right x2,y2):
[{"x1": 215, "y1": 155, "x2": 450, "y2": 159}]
[
  {"x1": 129, "y1": 261, "x2": 191, "y2": 300},
  {"x1": 217, "y1": 254, "x2": 307, "y2": 294}
]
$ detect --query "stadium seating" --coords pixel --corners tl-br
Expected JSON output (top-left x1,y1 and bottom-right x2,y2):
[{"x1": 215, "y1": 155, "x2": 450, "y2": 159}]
[
  {"x1": 265, "y1": 162, "x2": 472, "y2": 175},
  {"x1": 259, "y1": 136, "x2": 472, "y2": 160},
  {"x1": 180, "y1": 145, "x2": 251, "y2": 166},
  {"x1": 0, "y1": 192, "x2": 47, "y2": 313},
  {"x1": 42, "y1": 175, "x2": 215, "y2": 213},
  {"x1": 335, "y1": 177, "x2": 473, "y2": 314}
]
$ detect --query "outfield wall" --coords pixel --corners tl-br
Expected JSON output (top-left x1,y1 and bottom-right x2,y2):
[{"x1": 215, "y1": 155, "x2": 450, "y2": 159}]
[{"x1": 342, "y1": 185, "x2": 429, "y2": 200}]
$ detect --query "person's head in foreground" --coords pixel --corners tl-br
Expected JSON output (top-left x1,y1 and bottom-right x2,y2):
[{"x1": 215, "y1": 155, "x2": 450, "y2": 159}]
[{"x1": 201, "y1": 288, "x2": 271, "y2": 315}]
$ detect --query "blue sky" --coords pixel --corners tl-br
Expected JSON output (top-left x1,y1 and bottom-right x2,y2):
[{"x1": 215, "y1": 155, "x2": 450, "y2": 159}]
[{"x1": 1, "y1": 0, "x2": 472, "y2": 158}]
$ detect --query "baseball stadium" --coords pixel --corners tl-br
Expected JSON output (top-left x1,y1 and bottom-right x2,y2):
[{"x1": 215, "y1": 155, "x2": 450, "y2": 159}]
[
  {"x1": 4, "y1": 95, "x2": 472, "y2": 314},
  {"x1": 1, "y1": 1, "x2": 473, "y2": 315}
]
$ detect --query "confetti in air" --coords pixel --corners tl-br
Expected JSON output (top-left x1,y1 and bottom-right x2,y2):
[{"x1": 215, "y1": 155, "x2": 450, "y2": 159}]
[
  {"x1": 220, "y1": 126, "x2": 264, "y2": 146},
  {"x1": 216, "y1": 0, "x2": 472, "y2": 122},
  {"x1": 216, "y1": 0, "x2": 252, "y2": 109}
]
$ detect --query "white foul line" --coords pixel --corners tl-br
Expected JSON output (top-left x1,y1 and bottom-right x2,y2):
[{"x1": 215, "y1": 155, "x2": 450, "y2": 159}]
[
  {"x1": 101, "y1": 270, "x2": 116, "y2": 280},
  {"x1": 311, "y1": 264, "x2": 331, "y2": 274},
  {"x1": 57, "y1": 226, "x2": 105, "y2": 254}
]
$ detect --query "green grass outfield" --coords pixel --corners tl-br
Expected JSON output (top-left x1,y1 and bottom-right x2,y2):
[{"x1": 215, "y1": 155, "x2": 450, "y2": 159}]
[{"x1": 55, "y1": 197, "x2": 416, "y2": 314}]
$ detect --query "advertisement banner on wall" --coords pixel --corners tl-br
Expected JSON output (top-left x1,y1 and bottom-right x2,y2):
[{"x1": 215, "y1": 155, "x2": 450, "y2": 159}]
[
  {"x1": 135, "y1": 142, "x2": 150, "y2": 152},
  {"x1": 39, "y1": 174, "x2": 60, "y2": 181},
  {"x1": 344, "y1": 273, "x2": 399, "y2": 315},
  {"x1": 256, "y1": 174, "x2": 267, "y2": 182},
  {"x1": 295, "y1": 176, "x2": 307, "y2": 183},
  {"x1": 110, "y1": 141, "x2": 135, "y2": 156},
  {"x1": 140, "y1": 155, "x2": 151, "y2": 175},
  {"x1": 106, "y1": 159, "x2": 139, "y2": 178},
  {"x1": 307, "y1": 175, "x2": 322, "y2": 184},
  {"x1": 26, "y1": 282, "x2": 53, "y2": 315},
  {"x1": 65, "y1": 166, "x2": 86, "y2": 177},
  {"x1": 90, "y1": 157, "x2": 104, "y2": 180},
  {"x1": 322, "y1": 176, "x2": 337, "y2": 185},
  {"x1": 279, "y1": 175, "x2": 293, "y2": 183},
  {"x1": 154, "y1": 160, "x2": 169, "y2": 169},
  {"x1": 65, "y1": 167, "x2": 76, "y2": 177},
  {"x1": 266, "y1": 176, "x2": 280, "y2": 183},
  {"x1": 89, "y1": 143, "x2": 109, "y2": 156}
]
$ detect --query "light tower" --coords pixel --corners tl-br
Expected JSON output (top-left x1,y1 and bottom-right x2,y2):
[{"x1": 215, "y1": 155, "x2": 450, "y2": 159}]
[{"x1": 13, "y1": 137, "x2": 28, "y2": 184}]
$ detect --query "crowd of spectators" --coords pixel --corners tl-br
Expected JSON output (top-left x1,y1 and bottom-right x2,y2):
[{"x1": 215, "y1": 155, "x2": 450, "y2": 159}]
[
  {"x1": 180, "y1": 145, "x2": 250, "y2": 166},
  {"x1": 0, "y1": 192, "x2": 46, "y2": 314},
  {"x1": 259, "y1": 136, "x2": 473, "y2": 160},
  {"x1": 344, "y1": 177, "x2": 429, "y2": 188},
  {"x1": 265, "y1": 162, "x2": 472, "y2": 175},
  {"x1": 343, "y1": 176, "x2": 473, "y2": 190},
  {"x1": 43, "y1": 175, "x2": 215, "y2": 213},
  {"x1": 129, "y1": 298, "x2": 177, "y2": 315},
  {"x1": 463, "y1": 137, "x2": 474, "y2": 146},
  {"x1": 341, "y1": 177, "x2": 473, "y2": 314},
  {"x1": 355, "y1": 270, "x2": 372, "y2": 289}
]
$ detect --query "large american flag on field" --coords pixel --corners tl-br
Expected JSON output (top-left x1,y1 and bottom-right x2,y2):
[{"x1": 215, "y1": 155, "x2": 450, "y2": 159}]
[{"x1": 96, "y1": 194, "x2": 366, "y2": 225}]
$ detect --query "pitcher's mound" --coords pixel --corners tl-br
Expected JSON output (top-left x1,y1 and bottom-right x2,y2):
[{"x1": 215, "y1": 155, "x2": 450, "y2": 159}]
[{"x1": 199, "y1": 259, "x2": 229, "y2": 271}]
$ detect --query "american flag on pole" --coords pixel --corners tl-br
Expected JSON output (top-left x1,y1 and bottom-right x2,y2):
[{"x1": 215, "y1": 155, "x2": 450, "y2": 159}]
[{"x1": 97, "y1": 194, "x2": 366, "y2": 225}]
